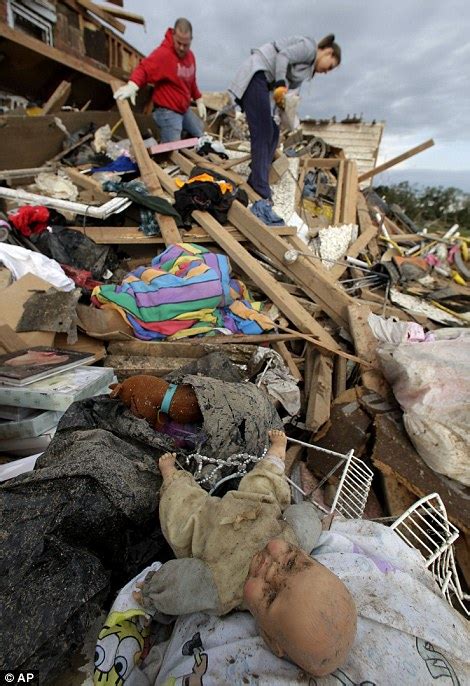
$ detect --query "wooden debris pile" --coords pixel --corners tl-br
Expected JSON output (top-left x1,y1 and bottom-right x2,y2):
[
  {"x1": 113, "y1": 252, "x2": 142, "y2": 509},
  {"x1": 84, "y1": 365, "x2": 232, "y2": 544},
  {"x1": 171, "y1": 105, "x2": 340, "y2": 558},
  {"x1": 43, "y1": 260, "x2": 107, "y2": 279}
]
[{"x1": 1, "y1": 83, "x2": 469, "y2": 603}]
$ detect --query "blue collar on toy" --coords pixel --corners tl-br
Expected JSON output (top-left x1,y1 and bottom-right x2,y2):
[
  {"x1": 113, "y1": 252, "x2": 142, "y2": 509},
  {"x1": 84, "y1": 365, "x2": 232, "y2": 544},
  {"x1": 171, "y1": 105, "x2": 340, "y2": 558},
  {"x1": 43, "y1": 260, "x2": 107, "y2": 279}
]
[{"x1": 160, "y1": 383, "x2": 178, "y2": 415}]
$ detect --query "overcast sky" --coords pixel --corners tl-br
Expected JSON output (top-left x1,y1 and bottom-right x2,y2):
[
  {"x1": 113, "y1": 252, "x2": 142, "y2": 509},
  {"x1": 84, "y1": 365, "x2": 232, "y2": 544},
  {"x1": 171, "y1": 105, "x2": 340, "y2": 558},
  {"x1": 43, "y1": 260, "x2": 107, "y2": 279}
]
[{"x1": 123, "y1": 1, "x2": 470, "y2": 188}]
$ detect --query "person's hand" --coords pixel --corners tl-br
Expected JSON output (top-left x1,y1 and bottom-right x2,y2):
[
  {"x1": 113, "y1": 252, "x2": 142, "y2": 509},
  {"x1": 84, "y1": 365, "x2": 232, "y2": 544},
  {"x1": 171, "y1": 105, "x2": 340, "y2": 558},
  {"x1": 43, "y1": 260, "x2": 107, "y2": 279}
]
[
  {"x1": 114, "y1": 81, "x2": 139, "y2": 106},
  {"x1": 196, "y1": 98, "x2": 207, "y2": 121},
  {"x1": 273, "y1": 85, "x2": 288, "y2": 109}
]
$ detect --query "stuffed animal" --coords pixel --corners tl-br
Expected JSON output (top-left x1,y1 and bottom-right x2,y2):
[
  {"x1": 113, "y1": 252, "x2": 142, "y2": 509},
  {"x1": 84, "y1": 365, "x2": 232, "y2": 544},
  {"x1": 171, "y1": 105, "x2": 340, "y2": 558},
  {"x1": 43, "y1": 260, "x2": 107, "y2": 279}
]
[{"x1": 110, "y1": 375, "x2": 202, "y2": 429}]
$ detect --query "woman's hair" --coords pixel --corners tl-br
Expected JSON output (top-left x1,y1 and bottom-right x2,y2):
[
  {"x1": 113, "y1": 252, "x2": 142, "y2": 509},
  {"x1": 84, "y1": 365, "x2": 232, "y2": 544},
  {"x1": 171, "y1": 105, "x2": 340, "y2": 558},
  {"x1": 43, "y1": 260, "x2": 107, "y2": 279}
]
[{"x1": 317, "y1": 34, "x2": 341, "y2": 65}]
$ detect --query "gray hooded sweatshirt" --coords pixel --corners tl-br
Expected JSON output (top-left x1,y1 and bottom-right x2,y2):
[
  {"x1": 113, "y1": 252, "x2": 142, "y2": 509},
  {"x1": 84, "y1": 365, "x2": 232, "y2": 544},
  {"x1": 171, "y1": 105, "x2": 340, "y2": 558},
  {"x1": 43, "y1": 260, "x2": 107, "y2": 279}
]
[{"x1": 229, "y1": 35, "x2": 317, "y2": 100}]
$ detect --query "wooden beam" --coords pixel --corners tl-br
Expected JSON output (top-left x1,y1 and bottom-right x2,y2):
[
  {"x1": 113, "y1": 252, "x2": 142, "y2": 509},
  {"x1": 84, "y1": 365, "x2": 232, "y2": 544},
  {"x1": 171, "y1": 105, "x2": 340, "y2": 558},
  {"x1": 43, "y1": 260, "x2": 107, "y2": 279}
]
[
  {"x1": 339, "y1": 160, "x2": 358, "y2": 225},
  {"x1": 228, "y1": 203, "x2": 353, "y2": 329},
  {"x1": 272, "y1": 341, "x2": 302, "y2": 381},
  {"x1": 42, "y1": 80, "x2": 72, "y2": 114},
  {"x1": 111, "y1": 80, "x2": 182, "y2": 246},
  {"x1": 0, "y1": 23, "x2": 120, "y2": 85},
  {"x1": 333, "y1": 160, "x2": 345, "y2": 225},
  {"x1": 305, "y1": 353, "x2": 333, "y2": 432},
  {"x1": 358, "y1": 139, "x2": 435, "y2": 183},
  {"x1": 148, "y1": 138, "x2": 199, "y2": 155},
  {"x1": 347, "y1": 302, "x2": 391, "y2": 399},
  {"x1": 96, "y1": 4, "x2": 145, "y2": 24},
  {"x1": 191, "y1": 210, "x2": 340, "y2": 350},
  {"x1": 65, "y1": 168, "x2": 110, "y2": 202},
  {"x1": 76, "y1": 0, "x2": 126, "y2": 33},
  {"x1": 70, "y1": 224, "x2": 295, "y2": 244}
]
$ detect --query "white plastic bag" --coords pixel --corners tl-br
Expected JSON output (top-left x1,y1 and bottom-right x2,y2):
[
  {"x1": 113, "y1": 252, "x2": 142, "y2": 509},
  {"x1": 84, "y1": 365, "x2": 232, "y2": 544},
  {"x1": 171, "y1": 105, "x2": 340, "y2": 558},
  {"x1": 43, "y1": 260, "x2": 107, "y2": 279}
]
[
  {"x1": 369, "y1": 314, "x2": 470, "y2": 486},
  {"x1": 0, "y1": 243, "x2": 75, "y2": 291}
]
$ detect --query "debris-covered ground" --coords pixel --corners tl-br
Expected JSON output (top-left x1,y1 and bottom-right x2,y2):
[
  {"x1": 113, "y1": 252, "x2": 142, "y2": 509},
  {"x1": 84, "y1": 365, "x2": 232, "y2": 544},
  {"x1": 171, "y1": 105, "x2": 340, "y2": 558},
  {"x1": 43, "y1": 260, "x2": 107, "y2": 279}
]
[{"x1": 0, "y1": 9, "x2": 469, "y2": 685}]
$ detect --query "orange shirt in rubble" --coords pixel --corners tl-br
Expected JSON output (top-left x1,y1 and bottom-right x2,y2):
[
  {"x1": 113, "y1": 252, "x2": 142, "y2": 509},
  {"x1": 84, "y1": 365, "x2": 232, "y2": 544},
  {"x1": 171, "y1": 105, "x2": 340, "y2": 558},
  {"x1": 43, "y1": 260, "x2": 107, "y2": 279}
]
[{"x1": 129, "y1": 27, "x2": 202, "y2": 114}]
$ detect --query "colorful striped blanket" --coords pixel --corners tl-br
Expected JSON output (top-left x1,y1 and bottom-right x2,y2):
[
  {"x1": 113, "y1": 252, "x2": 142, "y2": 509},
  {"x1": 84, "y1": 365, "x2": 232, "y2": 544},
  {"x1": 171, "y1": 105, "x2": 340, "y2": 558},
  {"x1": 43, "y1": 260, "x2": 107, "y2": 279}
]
[{"x1": 92, "y1": 243, "x2": 274, "y2": 340}]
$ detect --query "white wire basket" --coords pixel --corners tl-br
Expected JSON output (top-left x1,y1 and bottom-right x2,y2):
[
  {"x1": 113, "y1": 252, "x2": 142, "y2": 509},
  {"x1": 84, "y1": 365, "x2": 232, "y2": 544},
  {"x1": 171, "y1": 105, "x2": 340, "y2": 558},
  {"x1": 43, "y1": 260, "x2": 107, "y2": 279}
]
[
  {"x1": 286, "y1": 437, "x2": 374, "y2": 519},
  {"x1": 391, "y1": 492, "x2": 469, "y2": 617}
]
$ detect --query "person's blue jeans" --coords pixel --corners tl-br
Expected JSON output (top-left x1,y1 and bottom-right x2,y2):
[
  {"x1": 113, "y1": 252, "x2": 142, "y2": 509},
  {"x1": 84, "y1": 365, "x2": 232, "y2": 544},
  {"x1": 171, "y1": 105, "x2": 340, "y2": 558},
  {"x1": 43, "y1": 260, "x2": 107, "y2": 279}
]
[
  {"x1": 240, "y1": 71, "x2": 279, "y2": 200},
  {"x1": 153, "y1": 107, "x2": 204, "y2": 143}
]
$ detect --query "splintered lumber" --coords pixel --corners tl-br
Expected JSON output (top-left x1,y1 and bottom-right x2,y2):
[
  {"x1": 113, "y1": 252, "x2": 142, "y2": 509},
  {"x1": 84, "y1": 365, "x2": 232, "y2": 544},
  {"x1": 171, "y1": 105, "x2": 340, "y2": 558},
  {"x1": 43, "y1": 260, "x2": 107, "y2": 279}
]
[
  {"x1": 96, "y1": 3, "x2": 145, "y2": 24},
  {"x1": 305, "y1": 353, "x2": 333, "y2": 432},
  {"x1": 50, "y1": 132, "x2": 93, "y2": 163},
  {"x1": 112, "y1": 81, "x2": 181, "y2": 245},
  {"x1": 65, "y1": 168, "x2": 110, "y2": 202},
  {"x1": 339, "y1": 160, "x2": 358, "y2": 225},
  {"x1": 228, "y1": 202, "x2": 352, "y2": 329},
  {"x1": 272, "y1": 342, "x2": 302, "y2": 381},
  {"x1": 108, "y1": 340, "x2": 257, "y2": 365},
  {"x1": 373, "y1": 414, "x2": 469, "y2": 534},
  {"x1": 42, "y1": 80, "x2": 72, "y2": 114},
  {"x1": 105, "y1": 355, "x2": 195, "y2": 380},
  {"x1": 329, "y1": 194, "x2": 379, "y2": 281},
  {"x1": 191, "y1": 210, "x2": 340, "y2": 350},
  {"x1": 71, "y1": 224, "x2": 295, "y2": 244},
  {"x1": 333, "y1": 356, "x2": 348, "y2": 397},
  {"x1": 347, "y1": 302, "x2": 391, "y2": 399},
  {"x1": 76, "y1": 0, "x2": 126, "y2": 33},
  {"x1": 333, "y1": 160, "x2": 345, "y2": 225},
  {"x1": 276, "y1": 325, "x2": 371, "y2": 367},
  {"x1": 358, "y1": 139, "x2": 435, "y2": 183}
]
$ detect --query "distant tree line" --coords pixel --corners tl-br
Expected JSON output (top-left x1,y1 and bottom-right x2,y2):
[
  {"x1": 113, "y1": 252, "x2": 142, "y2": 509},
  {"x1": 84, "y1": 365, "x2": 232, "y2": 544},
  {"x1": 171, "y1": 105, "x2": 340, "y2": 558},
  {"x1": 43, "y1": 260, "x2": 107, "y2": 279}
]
[{"x1": 373, "y1": 182, "x2": 470, "y2": 234}]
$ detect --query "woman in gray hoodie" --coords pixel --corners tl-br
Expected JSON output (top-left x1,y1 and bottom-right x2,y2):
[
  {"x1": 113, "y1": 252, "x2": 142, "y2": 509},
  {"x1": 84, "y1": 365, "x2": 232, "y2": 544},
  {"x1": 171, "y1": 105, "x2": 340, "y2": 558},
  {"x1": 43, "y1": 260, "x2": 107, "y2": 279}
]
[{"x1": 230, "y1": 34, "x2": 341, "y2": 202}]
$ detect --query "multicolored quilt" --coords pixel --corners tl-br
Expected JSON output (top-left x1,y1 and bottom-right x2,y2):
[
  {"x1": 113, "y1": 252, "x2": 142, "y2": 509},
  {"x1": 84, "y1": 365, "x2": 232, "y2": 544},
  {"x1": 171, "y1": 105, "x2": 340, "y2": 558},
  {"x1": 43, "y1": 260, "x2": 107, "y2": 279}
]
[{"x1": 92, "y1": 243, "x2": 274, "y2": 340}]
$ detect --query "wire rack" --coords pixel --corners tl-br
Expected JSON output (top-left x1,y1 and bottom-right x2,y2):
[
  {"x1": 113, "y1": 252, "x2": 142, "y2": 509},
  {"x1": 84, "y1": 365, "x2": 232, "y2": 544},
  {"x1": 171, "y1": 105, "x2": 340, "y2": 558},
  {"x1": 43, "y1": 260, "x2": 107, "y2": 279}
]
[
  {"x1": 391, "y1": 493, "x2": 469, "y2": 616},
  {"x1": 286, "y1": 437, "x2": 374, "y2": 519}
]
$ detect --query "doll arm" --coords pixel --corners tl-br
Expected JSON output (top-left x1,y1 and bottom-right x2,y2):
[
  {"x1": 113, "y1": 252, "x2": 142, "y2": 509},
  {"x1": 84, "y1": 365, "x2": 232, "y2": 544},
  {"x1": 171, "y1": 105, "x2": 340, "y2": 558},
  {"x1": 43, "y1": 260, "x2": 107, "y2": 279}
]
[
  {"x1": 138, "y1": 558, "x2": 220, "y2": 616},
  {"x1": 159, "y1": 471, "x2": 212, "y2": 558}
]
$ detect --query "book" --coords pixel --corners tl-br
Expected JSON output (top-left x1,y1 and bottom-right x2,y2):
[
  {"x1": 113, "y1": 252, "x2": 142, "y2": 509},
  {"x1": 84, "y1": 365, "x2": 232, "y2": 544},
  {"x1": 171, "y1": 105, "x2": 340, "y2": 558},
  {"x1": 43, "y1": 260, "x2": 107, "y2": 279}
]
[
  {"x1": 0, "y1": 427, "x2": 57, "y2": 457},
  {"x1": 0, "y1": 409, "x2": 63, "y2": 440},
  {"x1": 0, "y1": 347, "x2": 95, "y2": 386},
  {"x1": 0, "y1": 405, "x2": 37, "y2": 421},
  {"x1": 0, "y1": 366, "x2": 114, "y2": 411}
]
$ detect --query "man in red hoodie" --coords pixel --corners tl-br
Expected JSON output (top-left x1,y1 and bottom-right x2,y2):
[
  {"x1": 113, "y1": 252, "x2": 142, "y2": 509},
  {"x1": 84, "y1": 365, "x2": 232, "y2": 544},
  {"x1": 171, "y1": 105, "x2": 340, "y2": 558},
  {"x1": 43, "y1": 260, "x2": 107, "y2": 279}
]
[{"x1": 114, "y1": 18, "x2": 206, "y2": 142}]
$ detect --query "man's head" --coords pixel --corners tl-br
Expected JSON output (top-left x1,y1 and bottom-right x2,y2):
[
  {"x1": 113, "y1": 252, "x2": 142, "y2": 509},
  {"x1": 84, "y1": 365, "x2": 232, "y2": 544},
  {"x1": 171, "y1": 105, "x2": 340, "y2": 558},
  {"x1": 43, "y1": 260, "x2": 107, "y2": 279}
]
[
  {"x1": 173, "y1": 18, "x2": 193, "y2": 59},
  {"x1": 243, "y1": 538, "x2": 357, "y2": 677}
]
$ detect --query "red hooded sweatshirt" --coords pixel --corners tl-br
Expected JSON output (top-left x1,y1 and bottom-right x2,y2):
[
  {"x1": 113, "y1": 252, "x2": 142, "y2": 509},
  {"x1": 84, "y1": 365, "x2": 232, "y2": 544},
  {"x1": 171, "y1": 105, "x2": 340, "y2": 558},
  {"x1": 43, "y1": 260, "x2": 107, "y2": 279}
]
[{"x1": 130, "y1": 28, "x2": 201, "y2": 114}]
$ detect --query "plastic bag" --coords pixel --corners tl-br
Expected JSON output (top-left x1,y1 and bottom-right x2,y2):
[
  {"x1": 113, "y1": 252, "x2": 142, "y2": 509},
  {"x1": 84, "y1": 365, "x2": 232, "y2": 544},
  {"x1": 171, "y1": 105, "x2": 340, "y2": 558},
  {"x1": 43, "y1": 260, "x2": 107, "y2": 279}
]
[{"x1": 369, "y1": 314, "x2": 470, "y2": 486}]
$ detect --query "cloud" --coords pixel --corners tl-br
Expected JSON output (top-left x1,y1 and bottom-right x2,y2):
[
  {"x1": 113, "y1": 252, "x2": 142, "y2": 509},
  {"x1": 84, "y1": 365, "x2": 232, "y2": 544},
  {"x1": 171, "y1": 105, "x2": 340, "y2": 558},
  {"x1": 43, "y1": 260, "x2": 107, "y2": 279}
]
[{"x1": 125, "y1": 0, "x2": 470, "y2": 168}]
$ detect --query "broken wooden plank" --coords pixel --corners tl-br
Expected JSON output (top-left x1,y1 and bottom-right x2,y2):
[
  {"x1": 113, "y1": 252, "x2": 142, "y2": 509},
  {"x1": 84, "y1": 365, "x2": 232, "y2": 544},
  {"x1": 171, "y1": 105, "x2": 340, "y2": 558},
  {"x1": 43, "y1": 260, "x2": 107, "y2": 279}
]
[
  {"x1": 221, "y1": 154, "x2": 251, "y2": 170},
  {"x1": 42, "y1": 80, "x2": 72, "y2": 114},
  {"x1": 276, "y1": 324, "x2": 371, "y2": 367},
  {"x1": 50, "y1": 132, "x2": 94, "y2": 163},
  {"x1": 111, "y1": 80, "x2": 182, "y2": 246},
  {"x1": 104, "y1": 355, "x2": 195, "y2": 380},
  {"x1": 339, "y1": 159, "x2": 358, "y2": 225},
  {"x1": 347, "y1": 302, "x2": 391, "y2": 399},
  {"x1": 229, "y1": 202, "x2": 352, "y2": 329},
  {"x1": 372, "y1": 413, "x2": 470, "y2": 534},
  {"x1": 70, "y1": 224, "x2": 295, "y2": 244},
  {"x1": 76, "y1": 0, "x2": 126, "y2": 32},
  {"x1": 333, "y1": 159, "x2": 345, "y2": 225},
  {"x1": 358, "y1": 139, "x2": 435, "y2": 183},
  {"x1": 305, "y1": 353, "x2": 333, "y2": 432},
  {"x1": 96, "y1": 3, "x2": 145, "y2": 24},
  {"x1": 65, "y1": 168, "x2": 111, "y2": 203},
  {"x1": 272, "y1": 341, "x2": 302, "y2": 381},
  {"x1": 108, "y1": 340, "x2": 257, "y2": 365},
  {"x1": 333, "y1": 356, "x2": 348, "y2": 398}
]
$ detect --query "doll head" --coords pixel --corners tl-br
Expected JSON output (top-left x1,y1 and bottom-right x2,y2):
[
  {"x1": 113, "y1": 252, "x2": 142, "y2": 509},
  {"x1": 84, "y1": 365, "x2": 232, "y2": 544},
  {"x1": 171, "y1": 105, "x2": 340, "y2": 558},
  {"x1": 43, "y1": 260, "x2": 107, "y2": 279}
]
[{"x1": 243, "y1": 538, "x2": 357, "y2": 677}]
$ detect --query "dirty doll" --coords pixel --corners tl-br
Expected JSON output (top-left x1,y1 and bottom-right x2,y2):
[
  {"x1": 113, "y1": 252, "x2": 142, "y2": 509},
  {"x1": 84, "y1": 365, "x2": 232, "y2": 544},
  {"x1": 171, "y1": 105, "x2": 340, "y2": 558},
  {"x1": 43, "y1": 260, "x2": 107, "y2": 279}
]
[{"x1": 136, "y1": 430, "x2": 357, "y2": 677}]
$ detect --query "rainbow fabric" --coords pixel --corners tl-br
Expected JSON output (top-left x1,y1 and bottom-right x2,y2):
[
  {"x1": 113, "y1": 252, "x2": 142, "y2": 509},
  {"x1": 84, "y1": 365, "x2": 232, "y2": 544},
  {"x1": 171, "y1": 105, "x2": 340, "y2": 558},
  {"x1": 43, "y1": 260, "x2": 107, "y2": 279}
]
[{"x1": 92, "y1": 243, "x2": 274, "y2": 340}]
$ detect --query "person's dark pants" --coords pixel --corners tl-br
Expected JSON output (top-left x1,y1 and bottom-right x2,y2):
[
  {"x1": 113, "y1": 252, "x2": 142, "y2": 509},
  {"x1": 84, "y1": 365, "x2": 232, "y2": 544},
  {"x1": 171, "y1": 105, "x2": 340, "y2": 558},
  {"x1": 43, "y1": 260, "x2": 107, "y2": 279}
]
[{"x1": 240, "y1": 71, "x2": 279, "y2": 200}]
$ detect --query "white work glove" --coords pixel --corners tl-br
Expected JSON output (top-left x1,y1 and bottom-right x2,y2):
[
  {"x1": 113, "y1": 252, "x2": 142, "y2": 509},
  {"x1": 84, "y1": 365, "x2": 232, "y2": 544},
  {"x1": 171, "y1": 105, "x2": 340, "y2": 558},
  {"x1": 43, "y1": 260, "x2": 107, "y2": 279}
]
[
  {"x1": 114, "y1": 81, "x2": 139, "y2": 106},
  {"x1": 196, "y1": 98, "x2": 207, "y2": 121}
]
